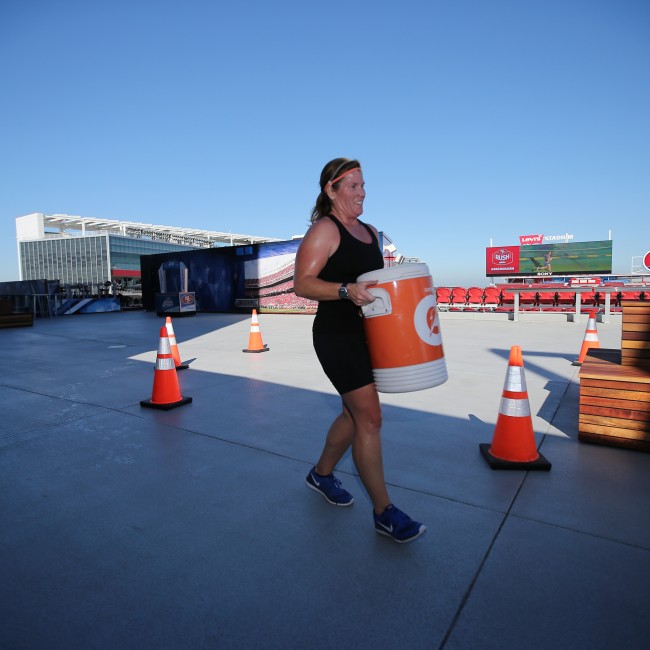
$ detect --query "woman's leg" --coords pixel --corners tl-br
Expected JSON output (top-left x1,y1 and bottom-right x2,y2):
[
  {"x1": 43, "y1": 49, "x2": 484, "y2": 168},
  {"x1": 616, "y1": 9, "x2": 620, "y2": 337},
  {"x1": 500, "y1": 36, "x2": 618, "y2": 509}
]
[
  {"x1": 314, "y1": 406, "x2": 354, "y2": 476},
  {"x1": 342, "y1": 384, "x2": 390, "y2": 514}
]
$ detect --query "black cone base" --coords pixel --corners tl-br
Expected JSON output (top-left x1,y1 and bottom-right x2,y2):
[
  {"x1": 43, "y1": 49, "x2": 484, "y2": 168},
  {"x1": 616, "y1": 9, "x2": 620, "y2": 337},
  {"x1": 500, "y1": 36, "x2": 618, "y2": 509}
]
[
  {"x1": 479, "y1": 443, "x2": 551, "y2": 471},
  {"x1": 140, "y1": 396, "x2": 193, "y2": 410}
]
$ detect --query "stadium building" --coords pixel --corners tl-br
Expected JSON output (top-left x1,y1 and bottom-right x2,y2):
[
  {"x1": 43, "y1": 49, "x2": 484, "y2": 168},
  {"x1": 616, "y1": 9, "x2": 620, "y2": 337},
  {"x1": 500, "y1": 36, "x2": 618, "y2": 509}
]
[
  {"x1": 10, "y1": 212, "x2": 281, "y2": 315},
  {"x1": 16, "y1": 212, "x2": 280, "y2": 287}
]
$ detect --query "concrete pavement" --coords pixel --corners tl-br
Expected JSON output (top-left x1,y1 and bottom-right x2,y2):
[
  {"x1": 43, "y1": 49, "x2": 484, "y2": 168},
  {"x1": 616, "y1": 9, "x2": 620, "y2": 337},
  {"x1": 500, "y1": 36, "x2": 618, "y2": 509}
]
[{"x1": 1, "y1": 309, "x2": 648, "y2": 649}]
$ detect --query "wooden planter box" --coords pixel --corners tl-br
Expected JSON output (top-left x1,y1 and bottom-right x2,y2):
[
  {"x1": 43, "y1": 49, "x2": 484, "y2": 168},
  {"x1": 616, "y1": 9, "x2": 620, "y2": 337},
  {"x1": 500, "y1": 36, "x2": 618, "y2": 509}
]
[
  {"x1": 579, "y1": 348, "x2": 650, "y2": 452},
  {"x1": 621, "y1": 300, "x2": 650, "y2": 367}
]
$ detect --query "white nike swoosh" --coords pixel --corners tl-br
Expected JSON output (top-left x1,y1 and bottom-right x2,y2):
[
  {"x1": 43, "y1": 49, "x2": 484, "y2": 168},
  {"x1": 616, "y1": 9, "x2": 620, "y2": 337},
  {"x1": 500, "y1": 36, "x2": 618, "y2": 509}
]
[
  {"x1": 377, "y1": 521, "x2": 393, "y2": 533},
  {"x1": 311, "y1": 474, "x2": 320, "y2": 487}
]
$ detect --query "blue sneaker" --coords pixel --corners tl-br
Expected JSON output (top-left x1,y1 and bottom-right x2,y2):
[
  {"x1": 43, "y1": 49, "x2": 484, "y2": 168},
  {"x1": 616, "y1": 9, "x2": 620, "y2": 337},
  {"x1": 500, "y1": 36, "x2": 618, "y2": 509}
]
[
  {"x1": 305, "y1": 467, "x2": 354, "y2": 506},
  {"x1": 374, "y1": 504, "x2": 426, "y2": 543}
]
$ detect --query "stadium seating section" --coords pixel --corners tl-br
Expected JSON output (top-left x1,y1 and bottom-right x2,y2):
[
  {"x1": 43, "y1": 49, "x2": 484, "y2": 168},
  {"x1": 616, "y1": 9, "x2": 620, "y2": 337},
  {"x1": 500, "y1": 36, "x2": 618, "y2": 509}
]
[{"x1": 431, "y1": 284, "x2": 647, "y2": 313}]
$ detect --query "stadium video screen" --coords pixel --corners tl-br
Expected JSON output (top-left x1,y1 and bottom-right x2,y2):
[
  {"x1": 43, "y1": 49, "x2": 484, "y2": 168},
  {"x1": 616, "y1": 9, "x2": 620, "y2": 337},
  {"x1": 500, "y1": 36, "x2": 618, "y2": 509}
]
[{"x1": 485, "y1": 240, "x2": 613, "y2": 277}]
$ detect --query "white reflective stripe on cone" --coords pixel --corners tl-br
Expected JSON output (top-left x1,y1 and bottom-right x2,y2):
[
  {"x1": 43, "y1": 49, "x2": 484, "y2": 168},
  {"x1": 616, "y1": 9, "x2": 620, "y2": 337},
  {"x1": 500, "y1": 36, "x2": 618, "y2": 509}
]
[
  {"x1": 504, "y1": 366, "x2": 527, "y2": 392},
  {"x1": 499, "y1": 396, "x2": 531, "y2": 417},
  {"x1": 584, "y1": 333, "x2": 598, "y2": 341},
  {"x1": 156, "y1": 357, "x2": 175, "y2": 371},
  {"x1": 158, "y1": 338, "x2": 172, "y2": 355}
]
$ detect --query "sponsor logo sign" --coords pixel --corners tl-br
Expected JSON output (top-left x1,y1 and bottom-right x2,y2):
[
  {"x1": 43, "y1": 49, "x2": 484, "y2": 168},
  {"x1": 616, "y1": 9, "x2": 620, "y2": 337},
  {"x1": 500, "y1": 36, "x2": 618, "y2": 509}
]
[
  {"x1": 519, "y1": 234, "x2": 544, "y2": 245},
  {"x1": 644, "y1": 251, "x2": 650, "y2": 272},
  {"x1": 570, "y1": 277, "x2": 601, "y2": 286},
  {"x1": 486, "y1": 246, "x2": 520, "y2": 275},
  {"x1": 519, "y1": 233, "x2": 574, "y2": 244},
  {"x1": 179, "y1": 292, "x2": 196, "y2": 312}
]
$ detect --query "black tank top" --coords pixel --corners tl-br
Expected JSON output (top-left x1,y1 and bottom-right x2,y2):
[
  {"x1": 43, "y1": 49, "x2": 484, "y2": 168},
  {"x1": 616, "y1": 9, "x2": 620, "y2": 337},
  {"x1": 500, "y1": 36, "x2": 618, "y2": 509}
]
[{"x1": 313, "y1": 215, "x2": 384, "y2": 333}]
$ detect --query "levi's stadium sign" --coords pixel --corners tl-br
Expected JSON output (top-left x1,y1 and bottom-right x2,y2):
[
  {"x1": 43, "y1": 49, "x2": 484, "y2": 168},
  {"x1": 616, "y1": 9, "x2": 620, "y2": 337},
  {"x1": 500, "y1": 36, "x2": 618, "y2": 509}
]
[
  {"x1": 519, "y1": 233, "x2": 574, "y2": 245},
  {"x1": 644, "y1": 251, "x2": 650, "y2": 271}
]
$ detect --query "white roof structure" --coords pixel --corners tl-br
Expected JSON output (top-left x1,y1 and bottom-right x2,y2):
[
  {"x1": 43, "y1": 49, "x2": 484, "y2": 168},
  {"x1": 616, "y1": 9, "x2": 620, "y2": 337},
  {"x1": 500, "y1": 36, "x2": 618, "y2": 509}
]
[{"x1": 16, "y1": 213, "x2": 281, "y2": 248}]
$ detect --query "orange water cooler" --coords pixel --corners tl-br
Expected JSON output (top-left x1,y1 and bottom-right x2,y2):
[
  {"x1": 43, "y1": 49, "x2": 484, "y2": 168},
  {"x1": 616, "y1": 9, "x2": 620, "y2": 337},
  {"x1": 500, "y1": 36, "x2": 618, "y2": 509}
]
[{"x1": 357, "y1": 263, "x2": 448, "y2": 393}]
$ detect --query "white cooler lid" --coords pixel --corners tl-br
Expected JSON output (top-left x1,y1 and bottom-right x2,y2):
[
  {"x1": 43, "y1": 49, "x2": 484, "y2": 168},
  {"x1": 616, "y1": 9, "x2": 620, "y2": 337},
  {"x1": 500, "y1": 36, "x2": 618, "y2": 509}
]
[{"x1": 357, "y1": 262, "x2": 431, "y2": 283}]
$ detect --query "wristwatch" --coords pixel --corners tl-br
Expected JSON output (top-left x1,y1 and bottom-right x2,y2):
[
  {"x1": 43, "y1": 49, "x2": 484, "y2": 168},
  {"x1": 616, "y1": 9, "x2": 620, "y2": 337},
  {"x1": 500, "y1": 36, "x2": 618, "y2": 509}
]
[{"x1": 338, "y1": 283, "x2": 349, "y2": 300}]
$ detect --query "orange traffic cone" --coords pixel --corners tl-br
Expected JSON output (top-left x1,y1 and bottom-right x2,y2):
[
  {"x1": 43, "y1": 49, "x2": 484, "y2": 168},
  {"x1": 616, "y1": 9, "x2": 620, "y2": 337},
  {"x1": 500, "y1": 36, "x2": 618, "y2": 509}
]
[
  {"x1": 165, "y1": 316, "x2": 189, "y2": 370},
  {"x1": 479, "y1": 346, "x2": 551, "y2": 470},
  {"x1": 572, "y1": 310, "x2": 600, "y2": 366},
  {"x1": 141, "y1": 326, "x2": 192, "y2": 410},
  {"x1": 242, "y1": 309, "x2": 269, "y2": 353}
]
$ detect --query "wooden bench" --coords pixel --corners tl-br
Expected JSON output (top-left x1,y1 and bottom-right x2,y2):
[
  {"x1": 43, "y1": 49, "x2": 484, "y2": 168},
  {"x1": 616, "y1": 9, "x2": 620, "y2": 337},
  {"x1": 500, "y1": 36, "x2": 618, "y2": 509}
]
[{"x1": 578, "y1": 298, "x2": 650, "y2": 452}]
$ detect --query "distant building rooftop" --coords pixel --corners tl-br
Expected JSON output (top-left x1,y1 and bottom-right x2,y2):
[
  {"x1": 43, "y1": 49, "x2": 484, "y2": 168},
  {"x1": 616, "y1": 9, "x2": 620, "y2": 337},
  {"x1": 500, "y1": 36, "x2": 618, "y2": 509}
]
[{"x1": 16, "y1": 212, "x2": 281, "y2": 248}]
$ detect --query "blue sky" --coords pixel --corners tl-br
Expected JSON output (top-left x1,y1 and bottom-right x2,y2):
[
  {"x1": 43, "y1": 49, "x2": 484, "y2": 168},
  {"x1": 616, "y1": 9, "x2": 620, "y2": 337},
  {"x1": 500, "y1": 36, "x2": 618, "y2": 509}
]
[{"x1": 1, "y1": 0, "x2": 648, "y2": 287}]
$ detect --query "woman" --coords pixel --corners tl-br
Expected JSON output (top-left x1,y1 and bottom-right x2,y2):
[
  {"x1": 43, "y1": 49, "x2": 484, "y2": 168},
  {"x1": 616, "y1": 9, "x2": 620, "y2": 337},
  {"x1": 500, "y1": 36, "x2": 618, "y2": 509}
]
[{"x1": 294, "y1": 158, "x2": 426, "y2": 544}]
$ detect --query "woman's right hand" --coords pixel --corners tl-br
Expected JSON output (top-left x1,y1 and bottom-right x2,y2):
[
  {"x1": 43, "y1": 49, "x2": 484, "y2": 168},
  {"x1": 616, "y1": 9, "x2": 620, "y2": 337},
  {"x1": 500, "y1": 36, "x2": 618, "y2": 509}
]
[{"x1": 347, "y1": 280, "x2": 378, "y2": 306}]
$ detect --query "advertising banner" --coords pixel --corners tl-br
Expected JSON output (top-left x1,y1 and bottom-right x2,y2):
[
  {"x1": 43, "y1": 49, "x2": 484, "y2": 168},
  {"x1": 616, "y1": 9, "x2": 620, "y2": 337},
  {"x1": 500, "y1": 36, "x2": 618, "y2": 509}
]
[
  {"x1": 142, "y1": 239, "x2": 317, "y2": 313},
  {"x1": 486, "y1": 246, "x2": 520, "y2": 275},
  {"x1": 486, "y1": 240, "x2": 613, "y2": 277},
  {"x1": 519, "y1": 234, "x2": 544, "y2": 245}
]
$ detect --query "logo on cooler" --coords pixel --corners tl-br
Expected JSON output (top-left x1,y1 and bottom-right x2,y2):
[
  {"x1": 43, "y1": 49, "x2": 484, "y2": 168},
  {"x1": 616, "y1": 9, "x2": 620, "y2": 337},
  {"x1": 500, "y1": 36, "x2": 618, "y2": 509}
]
[{"x1": 414, "y1": 295, "x2": 442, "y2": 346}]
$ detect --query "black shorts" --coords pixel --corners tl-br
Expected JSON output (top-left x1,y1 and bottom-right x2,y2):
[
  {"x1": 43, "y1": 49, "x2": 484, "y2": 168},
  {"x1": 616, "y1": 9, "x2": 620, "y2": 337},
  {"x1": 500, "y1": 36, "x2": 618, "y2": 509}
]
[{"x1": 313, "y1": 329, "x2": 374, "y2": 395}]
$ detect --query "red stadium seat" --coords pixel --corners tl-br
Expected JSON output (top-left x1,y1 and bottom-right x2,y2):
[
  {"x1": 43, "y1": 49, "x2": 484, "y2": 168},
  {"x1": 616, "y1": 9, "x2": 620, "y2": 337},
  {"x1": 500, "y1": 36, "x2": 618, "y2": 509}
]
[
  {"x1": 436, "y1": 287, "x2": 451, "y2": 310},
  {"x1": 519, "y1": 291, "x2": 538, "y2": 309},
  {"x1": 619, "y1": 290, "x2": 645, "y2": 301},
  {"x1": 556, "y1": 290, "x2": 577, "y2": 309},
  {"x1": 466, "y1": 287, "x2": 485, "y2": 310},
  {"x1": 483, "y1": 287, "x2": 500, "y2": 310},
  {"x1": 537, "y1": 291, "x2": 558, "y2": 309},
  {"x1": 498, "y1": 289, "x2": 514, "y2": 311},
  {"x1": 450, "y1": 287, "x2": 468, "y2": 310},
  {"x1": 581, "y1": 289, "x2": 598, "y2": 310}
]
